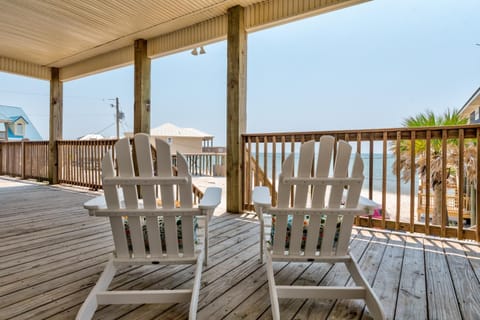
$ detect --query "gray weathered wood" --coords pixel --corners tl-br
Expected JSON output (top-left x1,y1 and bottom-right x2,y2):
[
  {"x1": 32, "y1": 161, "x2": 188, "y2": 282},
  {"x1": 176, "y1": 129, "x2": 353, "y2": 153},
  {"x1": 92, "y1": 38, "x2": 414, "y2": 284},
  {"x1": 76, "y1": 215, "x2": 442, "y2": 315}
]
[
  {"x1": 2, "y1": 178, "x2": 480, "y2": 319},
  {"x1": 425, "y1": 238, "x2": 462, "y2": 320},
  {"x1": 226, "y1": 5, "x2": 247, "y2": 213},
  {"x1": 133, "y1": 39, "x2": 151, "y2": 134},
  {"x1": 48, "y1": 67, "x2": 63, "y2": 184},
  {"x1": 395, "y1": 236, "x2": 427, "y2": 320}
]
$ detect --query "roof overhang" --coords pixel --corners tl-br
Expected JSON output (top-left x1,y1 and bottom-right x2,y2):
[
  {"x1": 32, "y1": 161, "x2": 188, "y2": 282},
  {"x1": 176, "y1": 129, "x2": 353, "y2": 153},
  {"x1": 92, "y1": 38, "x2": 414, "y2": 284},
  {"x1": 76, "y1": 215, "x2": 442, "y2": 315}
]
[
  {"x1": 459, "y1": 87, "x2": 480, "y2": 120},
  {"x1": 0, "y1": 0, "x2": 369, "y2": 81}
]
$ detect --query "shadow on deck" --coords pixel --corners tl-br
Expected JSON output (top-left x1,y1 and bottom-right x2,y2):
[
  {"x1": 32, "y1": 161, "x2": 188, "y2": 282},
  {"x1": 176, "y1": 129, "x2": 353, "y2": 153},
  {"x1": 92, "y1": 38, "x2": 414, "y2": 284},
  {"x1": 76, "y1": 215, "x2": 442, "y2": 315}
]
[{"x1": 1, "y1": 177, "x2": 480, "y2": 319}]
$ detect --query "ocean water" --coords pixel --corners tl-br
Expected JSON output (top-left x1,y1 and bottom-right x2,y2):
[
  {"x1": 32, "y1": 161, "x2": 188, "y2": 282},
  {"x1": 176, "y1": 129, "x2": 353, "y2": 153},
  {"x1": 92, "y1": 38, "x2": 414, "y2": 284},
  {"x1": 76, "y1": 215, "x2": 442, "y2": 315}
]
[{"x1": 252, "y1": 153, "x2": 418, "y2": 196}]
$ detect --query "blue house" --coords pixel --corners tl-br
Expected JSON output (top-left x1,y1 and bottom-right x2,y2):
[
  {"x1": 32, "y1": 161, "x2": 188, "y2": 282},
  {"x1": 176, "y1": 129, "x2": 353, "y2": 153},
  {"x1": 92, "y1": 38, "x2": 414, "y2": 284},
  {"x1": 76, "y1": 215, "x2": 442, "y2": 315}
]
[{"x1": 0, "y1": 105, "x2": 42, "y2": 141}]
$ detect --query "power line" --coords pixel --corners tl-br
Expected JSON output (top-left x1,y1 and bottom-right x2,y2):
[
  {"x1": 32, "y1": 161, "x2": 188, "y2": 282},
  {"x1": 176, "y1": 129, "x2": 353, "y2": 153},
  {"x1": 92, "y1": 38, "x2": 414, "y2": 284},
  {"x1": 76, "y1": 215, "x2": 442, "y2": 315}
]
[
  {"x1": 95, "y1": 122, "x2": 116, "y2": 135},
  {"x1": 0, "y1": 88, "x2": 115, "y2": 101}
]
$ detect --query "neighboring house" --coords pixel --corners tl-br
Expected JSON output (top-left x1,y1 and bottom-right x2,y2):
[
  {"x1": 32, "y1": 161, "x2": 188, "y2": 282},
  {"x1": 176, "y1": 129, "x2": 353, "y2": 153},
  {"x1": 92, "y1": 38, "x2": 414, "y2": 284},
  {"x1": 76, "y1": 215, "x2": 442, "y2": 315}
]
[
  {"x1": 459, "y1": 87, "x2": 480, "y2": 124},
  {"x1": 0, "y1": 105, "x2": 42, "y2": 141},
  {"x1": 125, "y1": 123, "x2": 214, "y2": 154},
  {"x1": 78, "y1": 133, "x2": 106, "y2": 140}
]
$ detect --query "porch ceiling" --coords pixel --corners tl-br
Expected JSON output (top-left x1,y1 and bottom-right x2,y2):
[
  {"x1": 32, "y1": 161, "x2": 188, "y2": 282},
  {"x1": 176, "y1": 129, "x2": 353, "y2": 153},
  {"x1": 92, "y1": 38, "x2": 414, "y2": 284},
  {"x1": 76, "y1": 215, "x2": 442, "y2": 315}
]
[{"x1": 0, "y1": 0, "x2": 368, "y2": 81}]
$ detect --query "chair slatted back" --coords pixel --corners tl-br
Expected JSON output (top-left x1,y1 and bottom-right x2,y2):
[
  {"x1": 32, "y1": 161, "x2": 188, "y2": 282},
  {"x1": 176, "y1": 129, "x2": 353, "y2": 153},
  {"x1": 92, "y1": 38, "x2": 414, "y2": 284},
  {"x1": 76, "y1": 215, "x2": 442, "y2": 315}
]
[
  {"x1": 269, "y1": 136, "x2": 364, "y2": 258},
  {"x1": 101, "y1": 134, "x2": 198, "y2": 261}
]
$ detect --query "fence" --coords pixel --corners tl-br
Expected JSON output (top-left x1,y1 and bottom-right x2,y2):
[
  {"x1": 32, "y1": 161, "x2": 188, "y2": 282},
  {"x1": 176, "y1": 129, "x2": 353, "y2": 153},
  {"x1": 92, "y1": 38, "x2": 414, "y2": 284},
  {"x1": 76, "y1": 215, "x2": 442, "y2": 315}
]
[
  {"x1": 1, "y1": 139, "x2": 224, "y2": 202},
  {"x1": 0, "y1": 141, "x2": 49, "y2": 180},
  {"x1": 243, "y1": 125, "x2": 480, "y2": 241}
]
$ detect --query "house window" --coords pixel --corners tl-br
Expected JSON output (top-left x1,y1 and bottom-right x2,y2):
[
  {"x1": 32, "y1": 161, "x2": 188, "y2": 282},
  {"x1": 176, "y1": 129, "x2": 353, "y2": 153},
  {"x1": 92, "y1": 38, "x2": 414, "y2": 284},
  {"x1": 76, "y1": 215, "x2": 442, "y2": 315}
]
[
  {"x1": 167, "y1": 137, "x2": 173, "y2": 144},
  {"x1": 15, "y1": 123, "x2": 25, "y2": 136}
]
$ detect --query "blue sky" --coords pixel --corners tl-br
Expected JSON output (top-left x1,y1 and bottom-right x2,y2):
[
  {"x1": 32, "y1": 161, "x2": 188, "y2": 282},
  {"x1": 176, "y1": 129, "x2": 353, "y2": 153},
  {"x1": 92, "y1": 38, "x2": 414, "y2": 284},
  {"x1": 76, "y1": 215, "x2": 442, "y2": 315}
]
[{"x1": 0, "y1": 0, "x2": 478, "y2": 145}]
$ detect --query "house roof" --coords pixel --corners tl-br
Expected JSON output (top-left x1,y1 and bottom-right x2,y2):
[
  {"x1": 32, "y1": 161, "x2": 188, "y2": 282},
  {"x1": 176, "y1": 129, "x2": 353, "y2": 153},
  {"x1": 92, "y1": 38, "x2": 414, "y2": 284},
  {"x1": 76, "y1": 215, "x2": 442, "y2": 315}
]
[
  {"x1": 0, "y1": 0, "x2": 368, "y2": 81},
  {"x1": 151, "y1": 123, "x2": 214, "y2": 139},
  {"x1": 459, "y1": 86, "x2": 480, "y2": 120},
  {"x1": 78, "y1": 133, "x2": 106, "y2": 140},
  {"x1": 0, "y1": 105, "x2": 42, "y2": 140},
  {"x1": 8, "y1": 116, "x2": 29, "y2": 124}
]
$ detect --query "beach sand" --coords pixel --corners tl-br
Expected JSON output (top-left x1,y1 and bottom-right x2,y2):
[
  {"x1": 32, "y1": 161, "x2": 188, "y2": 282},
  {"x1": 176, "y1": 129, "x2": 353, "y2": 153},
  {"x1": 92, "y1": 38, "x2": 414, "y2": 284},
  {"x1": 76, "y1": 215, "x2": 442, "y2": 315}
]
[{"x1": 193, "y1": 176, "x2": 416, "y2": 222}]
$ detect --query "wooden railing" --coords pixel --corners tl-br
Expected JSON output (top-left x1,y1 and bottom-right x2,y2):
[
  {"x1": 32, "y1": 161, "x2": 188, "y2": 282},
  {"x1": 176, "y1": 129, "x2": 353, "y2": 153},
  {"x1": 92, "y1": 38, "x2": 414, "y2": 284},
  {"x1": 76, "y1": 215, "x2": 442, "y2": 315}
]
[
  {"x1": 57, "y1": 139, "x2": 117, "y2": 189},
  {"x1": 175, "y1": 153, "x2": 226, "y2": 176},
  {"x1": 0, "y1": 139, "x2": 219, "y2": 203},
  {"x1": 0, "y1": 141, "x2": 49, "y2": 180},
  {"x1": 3, "y1": 125, "x2": 480, "y2": 241},
  {"x1": 243, "y1": 125, "x2": 480, "y2": 241}
]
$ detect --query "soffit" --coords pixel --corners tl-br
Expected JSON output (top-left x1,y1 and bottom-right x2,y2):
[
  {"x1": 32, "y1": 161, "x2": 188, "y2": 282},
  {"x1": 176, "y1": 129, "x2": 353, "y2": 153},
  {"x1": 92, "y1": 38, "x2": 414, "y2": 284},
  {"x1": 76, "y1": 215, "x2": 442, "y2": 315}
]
[
  {"x1": 0, "y1": 0, "x2": 259, "y2": 68},
  {"x1": 0, "y1": 0, "x2": 368, "y2": 80}
]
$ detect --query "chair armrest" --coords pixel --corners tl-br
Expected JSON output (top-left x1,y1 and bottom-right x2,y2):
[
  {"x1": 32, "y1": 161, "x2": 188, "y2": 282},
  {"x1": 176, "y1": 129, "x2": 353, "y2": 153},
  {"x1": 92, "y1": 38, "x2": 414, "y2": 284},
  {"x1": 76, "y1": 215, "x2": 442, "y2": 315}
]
[
  {"x1": 84, "y1": 195, "x2": 107, "y2": 216},
  {"x1": 358, "y1": 196, "x2": 380, "y2": 215},
  {"x1": 252, "y1": 186, "x2": 271, "y2": 209},
  {"x1": 199, "y1": 187, "x2": 222, "y2": 210},
  {"x1": 84, "y1": 189, "x2": 124, "y2": 216}
]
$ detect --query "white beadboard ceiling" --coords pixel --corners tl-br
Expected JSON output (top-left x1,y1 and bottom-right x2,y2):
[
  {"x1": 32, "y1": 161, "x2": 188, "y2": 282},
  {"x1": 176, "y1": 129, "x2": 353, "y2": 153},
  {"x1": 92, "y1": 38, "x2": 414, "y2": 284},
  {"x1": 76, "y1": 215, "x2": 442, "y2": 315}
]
[{"x1": 0, "y1": 0, "x2": 368, "y2": 81}]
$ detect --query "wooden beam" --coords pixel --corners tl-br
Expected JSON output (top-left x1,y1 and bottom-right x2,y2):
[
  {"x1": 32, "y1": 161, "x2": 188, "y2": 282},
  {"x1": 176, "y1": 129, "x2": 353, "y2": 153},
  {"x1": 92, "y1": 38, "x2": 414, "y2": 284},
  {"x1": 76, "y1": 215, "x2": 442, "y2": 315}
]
[
  {"x1": 48, "y1": 67, "x2": 63, "y2": 184},
  {"x1": 226, "y1": 6, "x2": 247, "y2": 213},
  {"x1": 134, "y1": 39, "x2": 151, "y2": 134}
]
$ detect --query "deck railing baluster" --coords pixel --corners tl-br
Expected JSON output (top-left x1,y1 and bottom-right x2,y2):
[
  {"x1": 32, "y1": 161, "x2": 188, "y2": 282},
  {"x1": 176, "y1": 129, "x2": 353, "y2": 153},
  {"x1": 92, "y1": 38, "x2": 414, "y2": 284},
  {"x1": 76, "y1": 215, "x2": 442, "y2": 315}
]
[{"x1": 241, "y1": 124, "x2": 480, "y2": 241}]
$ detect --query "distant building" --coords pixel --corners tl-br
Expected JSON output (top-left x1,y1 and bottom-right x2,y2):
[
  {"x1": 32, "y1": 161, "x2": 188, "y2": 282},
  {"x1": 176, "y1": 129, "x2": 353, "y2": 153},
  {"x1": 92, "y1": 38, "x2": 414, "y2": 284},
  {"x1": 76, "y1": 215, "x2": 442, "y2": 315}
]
[
  {"x1": 78, "y1": 133, "x2": 106, "y2": 140},
  {"x1": 0, "y1": 105, "x2": 42, "y2": 141},
  {"x1": 125, "y1": 122, "x2": 214, "y2": 154},
  {"x1": 459, "y1": 87, "x2": 480, "y2": 124}
]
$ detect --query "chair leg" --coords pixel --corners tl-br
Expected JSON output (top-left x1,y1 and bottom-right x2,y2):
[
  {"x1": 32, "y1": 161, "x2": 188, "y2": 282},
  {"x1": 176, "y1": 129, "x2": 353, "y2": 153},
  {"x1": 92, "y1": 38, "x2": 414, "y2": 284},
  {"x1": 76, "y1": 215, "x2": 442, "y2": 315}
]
[
  {"x1": 265, "y1": 251, "x2": 280, "y2": 320},
  {"x1": 188, "y1": 249, "x2": 205, "y2": 320},
  {"x1": 76, "y1": 258, "x2": 117, "y2": 320},
  {"x1": 260, "y1": 218, "x2": 264, "y2": 263},
  {"x1": 346, "y1": 258, "x2": 385, "y2": 320},
  {"x1": 204, "y1": 215, "x2": 209, "y2": 266}
]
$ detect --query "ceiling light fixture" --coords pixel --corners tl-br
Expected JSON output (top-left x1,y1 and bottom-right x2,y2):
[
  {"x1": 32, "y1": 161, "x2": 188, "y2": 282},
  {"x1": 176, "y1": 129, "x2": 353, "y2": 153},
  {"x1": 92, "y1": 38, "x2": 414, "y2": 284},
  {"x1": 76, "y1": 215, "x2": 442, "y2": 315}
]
[
  {"x1": 191, "y1": 48, "x2": 198, "y2": 55},
  {"x1": 199, "y1": 46, "x2": 206, "y2": 54}
]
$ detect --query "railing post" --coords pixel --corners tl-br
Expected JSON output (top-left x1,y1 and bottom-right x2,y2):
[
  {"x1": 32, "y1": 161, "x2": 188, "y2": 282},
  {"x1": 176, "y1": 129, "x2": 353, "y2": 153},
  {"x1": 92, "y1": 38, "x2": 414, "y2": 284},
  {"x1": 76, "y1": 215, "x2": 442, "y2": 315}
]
[
  {"x1": 48, "y1": 67, "x2": 63, "y2": 184},
  {"x1": 0, "y1": 143, "x2": 3, "y2": 175},
  {"x1": 226, "y1": 5, "x2": 247, "y2": 213},
  {"x1": 21, "y1": 140, "x2": 25, "y2": 179}
]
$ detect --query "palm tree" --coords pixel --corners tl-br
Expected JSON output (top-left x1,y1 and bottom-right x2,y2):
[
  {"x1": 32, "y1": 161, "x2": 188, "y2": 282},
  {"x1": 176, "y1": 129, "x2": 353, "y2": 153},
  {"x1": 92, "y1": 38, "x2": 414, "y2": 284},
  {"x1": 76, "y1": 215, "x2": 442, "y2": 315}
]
[{"x1": 391, "y1": 109, "x2": 468, "y2": 225}]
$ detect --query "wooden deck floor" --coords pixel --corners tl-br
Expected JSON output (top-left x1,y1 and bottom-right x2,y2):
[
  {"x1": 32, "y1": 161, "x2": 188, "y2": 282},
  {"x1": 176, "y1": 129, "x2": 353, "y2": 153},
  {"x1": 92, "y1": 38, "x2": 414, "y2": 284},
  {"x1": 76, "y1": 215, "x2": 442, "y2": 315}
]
[{"x1": 2, "y1": 177, "x2": 480, "y2": 320}]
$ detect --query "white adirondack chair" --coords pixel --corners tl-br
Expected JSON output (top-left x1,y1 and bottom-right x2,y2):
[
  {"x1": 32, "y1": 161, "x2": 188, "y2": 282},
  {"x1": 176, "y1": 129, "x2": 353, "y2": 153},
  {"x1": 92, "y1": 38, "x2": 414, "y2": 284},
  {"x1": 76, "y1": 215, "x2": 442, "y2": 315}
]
[
  {"x1": 76, "y1": 133, "x2": 221, "y2": 320},
  {"x1": 253, "y1": 136, "x2": 385, "y2": 320}
]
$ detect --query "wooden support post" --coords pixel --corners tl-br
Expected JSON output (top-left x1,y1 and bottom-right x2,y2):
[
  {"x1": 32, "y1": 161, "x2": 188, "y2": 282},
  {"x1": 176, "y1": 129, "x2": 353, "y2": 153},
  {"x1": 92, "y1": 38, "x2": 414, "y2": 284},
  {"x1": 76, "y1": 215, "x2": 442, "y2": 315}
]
[
  {"x1": 21, "y1": 141, "x2": 25, "y2": 179},
  {"x1": 226, "y1": 5, "x2": 247, "y2": 213},
  {"x1": 48, "y1": 67, "x2": 62, "y2": 184},
  {"x1": 134, "y1": 39, "x2": 151, "y2": 134}
]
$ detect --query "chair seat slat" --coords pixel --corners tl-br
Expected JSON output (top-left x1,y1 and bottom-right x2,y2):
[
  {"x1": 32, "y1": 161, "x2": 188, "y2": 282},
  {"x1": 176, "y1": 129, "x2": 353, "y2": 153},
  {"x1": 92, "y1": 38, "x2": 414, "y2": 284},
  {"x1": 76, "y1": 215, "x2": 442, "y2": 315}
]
[
  {"x1": 303, "y1": 214, "x2": 322, "y2": 255},
  {"x1": 145, "y1": 216, "x2": 163, "y2": 257},
  {"x1": 272, "y1": 215, "x2": 288, "y2": 254},
  {"x1": 128, "y1": 216, "x2": 146, "y2": 258},
  {"x1": 164, "y1": 216, "x2": 179, "y2": 256},
  {"x1": 110, "y1": 217, "x2": 129, "y2": 258},
  {"x1": 181, "y1": 216, "x2": 195, "y2": 257},
  {"x1": 288, "y1": 214, "x2": 306, "y2": 254}
]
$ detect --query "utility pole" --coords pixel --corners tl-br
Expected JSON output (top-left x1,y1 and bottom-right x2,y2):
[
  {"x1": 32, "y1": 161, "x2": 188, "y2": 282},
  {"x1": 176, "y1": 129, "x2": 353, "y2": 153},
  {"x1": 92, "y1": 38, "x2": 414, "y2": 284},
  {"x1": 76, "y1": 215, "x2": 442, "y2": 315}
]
[
  {"x1": 109, "y1": 97, "x2": 120, "y2": 139},
  {"x1": 115, "y1": 97, "x2": 119, "y2": 139}
]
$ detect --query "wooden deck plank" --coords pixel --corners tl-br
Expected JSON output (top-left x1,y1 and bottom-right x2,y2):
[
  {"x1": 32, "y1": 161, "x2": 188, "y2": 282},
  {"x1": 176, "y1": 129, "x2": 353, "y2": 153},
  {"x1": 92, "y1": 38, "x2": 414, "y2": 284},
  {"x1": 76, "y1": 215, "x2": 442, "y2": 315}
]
[
  {"x1": 463, "y1": 242, "x2": 480, "y2": 283},
  {"x1": 0, "y1": 229, "x2": 111, "y2": 269},
  {"x1": 50, "y1": 216, "x2": 260, "y2": 319},
  {"x1": 395, "y1": 236, "x2": 427, "y2": 320},
  {"x1": 364, "y1": 233, "x2": 405, "y2": 320},
  {"x1": 328, "y1": 231, "x2": 388, "y2": 319},
  {"x1": 424, "y1": 238, "x2": 462, "y2": 320},
  {"x1": 2, "y1": 178, "x2": 480, "y2": 320},
  {"x1": 288, "y1": 230, "x2": 375, "y2": 320},
  {"x1": 443, "y1": 240, "x2": 480, "y2": 319},
  {"x1": 91, "y1": 221, "x2": 261, "y2": 319}
]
